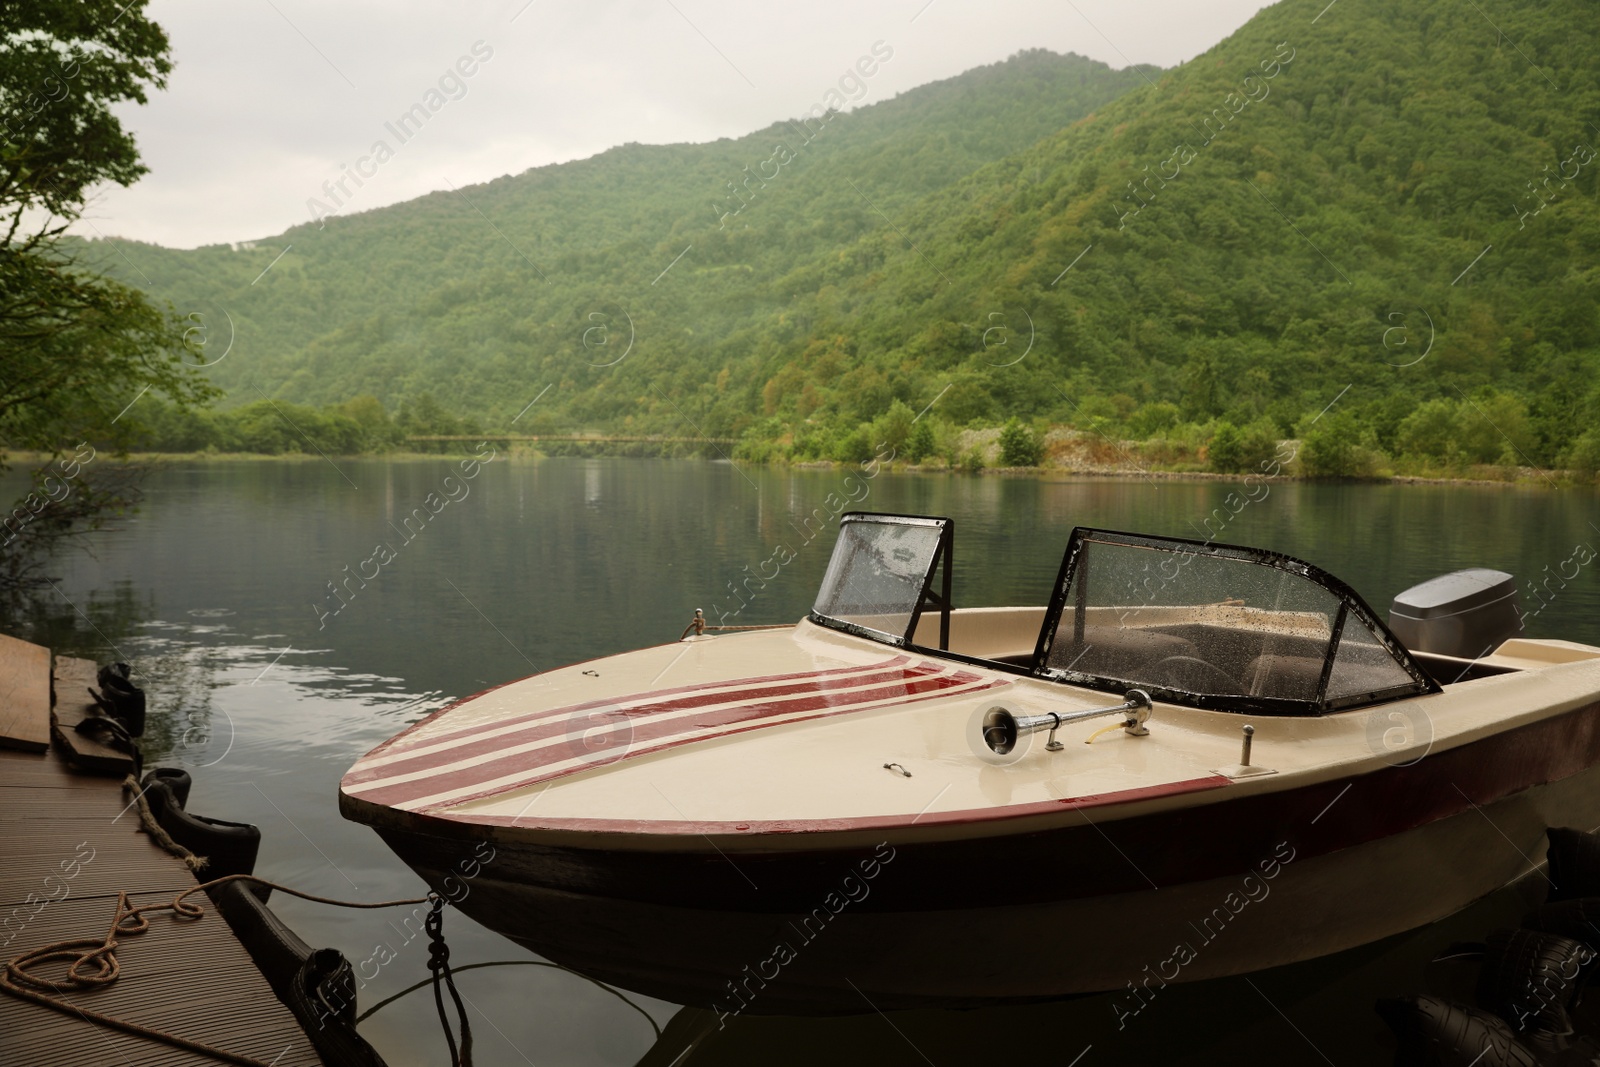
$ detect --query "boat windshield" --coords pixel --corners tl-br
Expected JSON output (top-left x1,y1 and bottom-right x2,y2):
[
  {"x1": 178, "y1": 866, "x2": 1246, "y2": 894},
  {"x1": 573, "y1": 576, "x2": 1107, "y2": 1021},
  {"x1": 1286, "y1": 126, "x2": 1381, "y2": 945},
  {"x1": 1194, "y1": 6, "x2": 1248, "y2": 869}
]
[
  {"x1": 1035, "y1": 529, "x2": 1439, "y2": 714},
  {"x1": 811, "y1": 513, "x2": 951, "y2": 646}
]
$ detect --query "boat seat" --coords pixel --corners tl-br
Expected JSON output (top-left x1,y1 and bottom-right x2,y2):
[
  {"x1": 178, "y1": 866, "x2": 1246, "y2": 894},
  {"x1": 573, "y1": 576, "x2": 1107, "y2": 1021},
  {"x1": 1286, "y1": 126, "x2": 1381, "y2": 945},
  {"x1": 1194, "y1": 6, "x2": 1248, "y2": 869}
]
[
  {"x1": 1245, "y1": 653, "x2": 1325, "y2": 700},
  {"x1": 1247, "y1": 650, "x2": 1421, "y2": 701},
  {"x1": 1053, "y1": 627, "x2": 1197, "y2": 677}
]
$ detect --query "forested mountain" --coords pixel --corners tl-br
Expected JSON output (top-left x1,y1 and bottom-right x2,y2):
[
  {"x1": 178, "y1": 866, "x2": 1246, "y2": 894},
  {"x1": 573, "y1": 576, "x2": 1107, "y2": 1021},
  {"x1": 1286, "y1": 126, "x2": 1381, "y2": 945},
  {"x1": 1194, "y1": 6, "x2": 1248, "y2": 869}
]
[
  {"x1": 88, "y1": 0, "x2": 1600, "y2": 470},
  {"x1": 83, "y1": 49, "x2": 1153, "y2": 434}
]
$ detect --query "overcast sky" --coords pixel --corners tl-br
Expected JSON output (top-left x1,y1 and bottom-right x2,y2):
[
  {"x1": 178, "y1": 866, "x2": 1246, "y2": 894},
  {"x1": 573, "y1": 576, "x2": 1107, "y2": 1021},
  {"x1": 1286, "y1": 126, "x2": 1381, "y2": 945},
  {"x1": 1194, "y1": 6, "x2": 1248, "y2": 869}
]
[{"x1": 74, "y1": 0, "x2": 1276, "y2": 249}]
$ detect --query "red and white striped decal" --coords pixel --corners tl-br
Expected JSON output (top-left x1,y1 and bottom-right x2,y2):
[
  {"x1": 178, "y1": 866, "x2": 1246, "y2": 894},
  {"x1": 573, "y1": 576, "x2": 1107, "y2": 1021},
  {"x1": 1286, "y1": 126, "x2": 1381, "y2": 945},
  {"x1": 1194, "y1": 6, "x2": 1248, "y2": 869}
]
[
  {"x1": 343, "y1": 658, "x2": 1006, "y2": 813},
  {"x1": 353, "y1": 656, "x2": 915, "y2": 771}
]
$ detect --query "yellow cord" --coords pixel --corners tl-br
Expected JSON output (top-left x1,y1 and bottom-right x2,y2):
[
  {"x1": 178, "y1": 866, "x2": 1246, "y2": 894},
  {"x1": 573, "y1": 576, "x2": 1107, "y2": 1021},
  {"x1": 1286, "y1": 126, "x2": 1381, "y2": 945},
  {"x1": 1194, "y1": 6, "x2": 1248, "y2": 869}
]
[{"x1": 1084, "y1": 721, "x2": 1124, "y2": 744}]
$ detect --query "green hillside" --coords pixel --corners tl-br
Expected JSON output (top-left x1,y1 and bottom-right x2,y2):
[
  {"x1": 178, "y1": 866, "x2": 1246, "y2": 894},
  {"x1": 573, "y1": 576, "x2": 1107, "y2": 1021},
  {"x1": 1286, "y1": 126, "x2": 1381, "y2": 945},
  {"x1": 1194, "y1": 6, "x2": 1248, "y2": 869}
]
[
  {"x1": 81, "y1": 49, "x2": 1153, "y2": 431},
  {"x1": 767, "y1": 0, "x2": 1600, "y2": 471},
  {"x1": 90, "y1": 0, "x2": 1600, "y2": 472}
]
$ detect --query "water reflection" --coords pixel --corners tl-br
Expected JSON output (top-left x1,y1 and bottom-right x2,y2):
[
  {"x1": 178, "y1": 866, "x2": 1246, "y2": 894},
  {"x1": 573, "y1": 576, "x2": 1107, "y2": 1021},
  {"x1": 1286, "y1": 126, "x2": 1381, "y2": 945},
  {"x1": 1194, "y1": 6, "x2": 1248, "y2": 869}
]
[{"x1": 631, "y1": 876, "x2": 1542, "y2": 1067}]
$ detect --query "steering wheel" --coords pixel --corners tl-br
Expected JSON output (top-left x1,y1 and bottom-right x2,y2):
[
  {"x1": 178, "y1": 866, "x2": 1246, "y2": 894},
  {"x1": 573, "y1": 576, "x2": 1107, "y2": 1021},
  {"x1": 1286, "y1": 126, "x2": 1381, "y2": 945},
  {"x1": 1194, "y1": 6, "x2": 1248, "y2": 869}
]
[{"x1": 1147, "y1": 655, "x2": 1240, "y2": 692}]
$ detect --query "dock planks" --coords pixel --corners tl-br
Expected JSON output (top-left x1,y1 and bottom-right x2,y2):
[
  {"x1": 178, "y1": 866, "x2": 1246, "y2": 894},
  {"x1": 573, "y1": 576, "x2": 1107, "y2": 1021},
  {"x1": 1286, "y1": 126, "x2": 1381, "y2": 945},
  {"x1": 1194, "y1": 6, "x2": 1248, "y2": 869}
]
[
  {"x1": 49, "y1": 655, "x2": 135, "y2": 776},
  {"x1": 0, "y1": 745, "x2": 326, "y2": 1067},
  {"x1": 0, "y1": 634, "x2": 51, "y2": 752}
]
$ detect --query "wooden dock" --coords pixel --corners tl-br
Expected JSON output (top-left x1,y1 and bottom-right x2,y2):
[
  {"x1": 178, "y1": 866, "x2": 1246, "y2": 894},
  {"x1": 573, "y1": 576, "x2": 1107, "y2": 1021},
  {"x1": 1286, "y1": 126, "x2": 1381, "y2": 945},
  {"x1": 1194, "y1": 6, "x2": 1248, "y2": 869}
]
[{"x1": 0, "y1": 636, "x2": 327, "y2": 1066}]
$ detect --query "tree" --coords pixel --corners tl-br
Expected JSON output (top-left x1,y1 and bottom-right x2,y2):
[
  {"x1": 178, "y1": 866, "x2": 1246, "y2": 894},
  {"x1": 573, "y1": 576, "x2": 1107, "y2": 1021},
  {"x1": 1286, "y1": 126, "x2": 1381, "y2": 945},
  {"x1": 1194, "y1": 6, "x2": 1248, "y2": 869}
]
[
  {"x1": 0, "y1": 2, "x2": 213, "y2": 591},
  {"x1": 0, "y1": 0, "x2": 186, "y2": 409},
  {"x1": 1562, "y1": 431, "x2": 1600, "y2": 484},
  {"x1": 1208, "y1": 421, "x2": 1244, "y2": 473},
  {"x1": 1, "y1": 3, "x2": 172, "y2": 229},
  {"x1": 999, "y1": 418, "x2": 1044, "y2": 467},
  {"x1": 1396, "y1": 399, "x2": 1462, "y2": 464},
  {"x1": 1456, "y1": 390, "x2": 1533, "y2": 465},
  {"x1": 396, "y1": 393, "x2": 481, "y2": 452},
  {"x1": 1127, "y1": 402, "x2": 1181, "y2": 439},
  {"x1": 1179, "y1": 355, "x2": 1219, "y2": 420},
  {"x1": 906, "y1": 419, "x2": 936, "y2": 463},
  {"x1": 1209, "y1": 419, "x2": 1278, "y2": 473},
  {"x1": 827, "y1": 424, "x2": 875, "y2": 464},
  {"x1": 0, "y1": 265, "x2": 212, "y2": 450},
  {"x1": 1300, "y1": 413, "x2": 1378, "y2": 479},
  {"x1": 870, "y1": 399, "x2": 915, "y2": 457},
  {"x1": 337, "y1": 395, "x2": 402, "y2": 451}
]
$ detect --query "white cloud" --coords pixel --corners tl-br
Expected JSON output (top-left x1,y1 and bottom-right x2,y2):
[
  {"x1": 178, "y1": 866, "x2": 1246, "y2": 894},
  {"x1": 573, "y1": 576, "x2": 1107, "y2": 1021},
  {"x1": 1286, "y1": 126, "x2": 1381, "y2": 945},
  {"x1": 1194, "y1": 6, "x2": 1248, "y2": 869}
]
[{"x1": 71, "y1": 0, "x2": 1276, "y2": 248}]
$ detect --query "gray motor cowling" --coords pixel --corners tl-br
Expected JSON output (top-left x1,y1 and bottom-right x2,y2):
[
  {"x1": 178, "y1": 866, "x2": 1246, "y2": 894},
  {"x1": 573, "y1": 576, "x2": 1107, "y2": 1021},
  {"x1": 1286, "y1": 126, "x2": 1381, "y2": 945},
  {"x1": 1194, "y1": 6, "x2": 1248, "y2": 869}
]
[{"x1": 1389, "y1": 568, "x2": 1522, "y2": 659}]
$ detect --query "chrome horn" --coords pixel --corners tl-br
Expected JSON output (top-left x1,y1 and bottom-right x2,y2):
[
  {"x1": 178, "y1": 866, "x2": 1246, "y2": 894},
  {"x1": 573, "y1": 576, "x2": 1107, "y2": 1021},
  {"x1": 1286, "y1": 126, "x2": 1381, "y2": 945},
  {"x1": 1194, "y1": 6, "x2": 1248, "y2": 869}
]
[{"x1": 980, "y1": 690, "x2": 1153, "y2": 755}]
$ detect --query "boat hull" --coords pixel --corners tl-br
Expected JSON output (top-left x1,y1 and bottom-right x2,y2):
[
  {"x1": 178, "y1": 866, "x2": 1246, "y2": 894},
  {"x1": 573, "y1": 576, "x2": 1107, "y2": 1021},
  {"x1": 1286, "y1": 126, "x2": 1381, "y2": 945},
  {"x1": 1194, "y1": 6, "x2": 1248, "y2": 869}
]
[{"x1": 369, "y1": 752, "x2": 1600, "y2": 1014}]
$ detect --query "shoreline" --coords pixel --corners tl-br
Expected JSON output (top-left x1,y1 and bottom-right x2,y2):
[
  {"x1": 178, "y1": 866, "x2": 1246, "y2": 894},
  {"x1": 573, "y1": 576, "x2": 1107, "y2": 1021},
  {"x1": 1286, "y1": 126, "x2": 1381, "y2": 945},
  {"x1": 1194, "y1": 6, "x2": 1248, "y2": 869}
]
[{"x1": 3, "y1": 449, "x2": 1590, "y2": 491}]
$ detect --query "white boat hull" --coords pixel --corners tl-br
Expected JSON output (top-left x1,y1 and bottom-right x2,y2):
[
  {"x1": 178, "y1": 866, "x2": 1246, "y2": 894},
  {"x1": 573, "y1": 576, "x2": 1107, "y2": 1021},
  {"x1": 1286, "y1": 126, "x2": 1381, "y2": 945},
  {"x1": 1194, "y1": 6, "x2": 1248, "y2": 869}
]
[{"x1": 366, "y1": 742, "x2": 1600, "y2": 1013}]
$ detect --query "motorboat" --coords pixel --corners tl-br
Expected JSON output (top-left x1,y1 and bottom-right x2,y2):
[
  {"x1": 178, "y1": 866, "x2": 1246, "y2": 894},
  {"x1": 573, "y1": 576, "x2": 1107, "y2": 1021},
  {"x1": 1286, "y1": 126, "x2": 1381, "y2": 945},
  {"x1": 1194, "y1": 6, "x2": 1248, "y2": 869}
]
[{"x1": 339, "y1": 513, "x2": 1600, "y2": 1015}]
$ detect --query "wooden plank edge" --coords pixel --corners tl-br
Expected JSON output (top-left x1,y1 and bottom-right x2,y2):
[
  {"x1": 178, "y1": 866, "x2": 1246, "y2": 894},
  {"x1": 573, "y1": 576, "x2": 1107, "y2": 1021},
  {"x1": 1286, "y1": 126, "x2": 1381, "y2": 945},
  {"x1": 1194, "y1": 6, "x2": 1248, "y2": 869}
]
[
  {"x1": 0, "y1": 633, "x2": 52, "y2": 752},
  {"x1": 49, "y1": 709, "x2": 135, "y2": 776}
]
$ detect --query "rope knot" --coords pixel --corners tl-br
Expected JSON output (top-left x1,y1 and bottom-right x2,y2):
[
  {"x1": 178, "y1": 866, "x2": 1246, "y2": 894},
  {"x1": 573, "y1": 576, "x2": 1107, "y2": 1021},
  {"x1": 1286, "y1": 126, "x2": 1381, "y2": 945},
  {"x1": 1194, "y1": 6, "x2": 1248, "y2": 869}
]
[
  {"x1": 420, "y1": 893, "x2": 473, "y2": 1064},
  {"x1": 427, "y1": 941, "x2": 451, "y2": 973},
  {"x1": 425, "y1": 895, "x2": 450, "y2": 973}
]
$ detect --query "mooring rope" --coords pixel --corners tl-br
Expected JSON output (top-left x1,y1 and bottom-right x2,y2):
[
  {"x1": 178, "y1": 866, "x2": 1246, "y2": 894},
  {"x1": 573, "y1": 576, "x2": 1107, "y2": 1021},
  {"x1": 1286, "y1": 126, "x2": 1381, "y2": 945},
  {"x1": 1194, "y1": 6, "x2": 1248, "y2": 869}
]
[
  {"x1": 680, "y1": 609, "x2": 707, "y2": 639},
  {"x1": 0, "y1": 872, "x2": 474, "y2": 1067},
  {"x1": 121, "y1": 775, "x2": 208, "y2": 872},
  {"x1": 425, "y1": 895, "x2": 473, "y2": 1067},
  {"x1": 356, "y1": 958, "x2": 662, "y2": 1039},
  {"x1": 678, "y1": 608, "x2": 790, "y2": 640}
]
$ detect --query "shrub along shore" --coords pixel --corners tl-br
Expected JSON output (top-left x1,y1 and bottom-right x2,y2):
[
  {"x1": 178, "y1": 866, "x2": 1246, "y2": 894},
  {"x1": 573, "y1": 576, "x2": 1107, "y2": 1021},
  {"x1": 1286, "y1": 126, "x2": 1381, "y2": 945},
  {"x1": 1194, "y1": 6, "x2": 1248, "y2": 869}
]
[
  {"x1": 10, "y1": 439, "x2": 1582, "y2": 491},
  {"x1": 66, "y1": 392, "x2": 1598, "y2": 488}
]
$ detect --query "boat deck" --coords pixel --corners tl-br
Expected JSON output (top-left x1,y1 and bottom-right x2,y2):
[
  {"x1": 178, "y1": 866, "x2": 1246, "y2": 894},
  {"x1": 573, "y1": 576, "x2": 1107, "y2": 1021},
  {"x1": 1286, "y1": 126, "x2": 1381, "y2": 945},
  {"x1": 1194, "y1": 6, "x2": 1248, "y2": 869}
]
[{"x1": 343, "y1": 620, "x2": 1600, "y2": 846}]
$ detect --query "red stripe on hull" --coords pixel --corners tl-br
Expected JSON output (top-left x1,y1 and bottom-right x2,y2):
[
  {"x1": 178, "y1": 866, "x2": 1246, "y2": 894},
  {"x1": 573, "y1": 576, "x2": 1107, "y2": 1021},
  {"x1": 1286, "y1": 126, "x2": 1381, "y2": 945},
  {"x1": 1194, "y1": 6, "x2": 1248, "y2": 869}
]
[
  {"x1": 423, "y1": 677, "x2": 1014, "y2": 815},
  {"x1": 404, "y1": 676, "x2": 1011, "y2": 814},
  {"x1": 372, "y1": 653, "x2": 910, "y2": 758},
  {"x1": 354, "y1": 670, "x2": 997, "y2": 809},
  {"x1": 345, "y1": 662, "x2": 938, "y2": 787}
]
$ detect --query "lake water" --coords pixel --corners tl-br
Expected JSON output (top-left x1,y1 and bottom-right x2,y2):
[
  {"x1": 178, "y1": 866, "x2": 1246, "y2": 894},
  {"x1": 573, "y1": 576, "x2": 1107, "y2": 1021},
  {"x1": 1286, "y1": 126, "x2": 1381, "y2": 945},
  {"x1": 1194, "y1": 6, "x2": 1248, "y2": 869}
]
[{"x1": 8, "y1": 455, "x2": 1600, "y2": 1066}]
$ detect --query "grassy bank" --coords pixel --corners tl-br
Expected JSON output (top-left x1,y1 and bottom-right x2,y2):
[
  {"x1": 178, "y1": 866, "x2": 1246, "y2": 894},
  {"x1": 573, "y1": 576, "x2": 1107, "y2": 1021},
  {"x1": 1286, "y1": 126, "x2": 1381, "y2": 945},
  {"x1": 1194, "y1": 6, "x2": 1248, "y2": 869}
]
[{"x1": 7, "y1": 437, "x2": 1592, "y2": 491}]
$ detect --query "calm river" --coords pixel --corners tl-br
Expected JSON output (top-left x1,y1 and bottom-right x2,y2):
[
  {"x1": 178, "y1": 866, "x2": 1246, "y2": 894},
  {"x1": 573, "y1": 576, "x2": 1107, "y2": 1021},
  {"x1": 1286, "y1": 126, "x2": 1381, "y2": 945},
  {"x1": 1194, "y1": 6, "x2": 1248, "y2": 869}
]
[{"x1": 8, "y1": 456, "x2": 1600, "y2": 1066}]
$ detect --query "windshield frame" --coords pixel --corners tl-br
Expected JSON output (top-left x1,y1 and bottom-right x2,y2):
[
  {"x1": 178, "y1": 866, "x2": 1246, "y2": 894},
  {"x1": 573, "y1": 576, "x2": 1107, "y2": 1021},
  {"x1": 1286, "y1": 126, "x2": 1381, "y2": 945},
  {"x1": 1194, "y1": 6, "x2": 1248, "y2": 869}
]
[
  {"x1": 807, "y1": 512, "x2": 953, "y2": 649},
  {"x1": 1030, "y1": 527, "x2": 1441, "y2": 715}
]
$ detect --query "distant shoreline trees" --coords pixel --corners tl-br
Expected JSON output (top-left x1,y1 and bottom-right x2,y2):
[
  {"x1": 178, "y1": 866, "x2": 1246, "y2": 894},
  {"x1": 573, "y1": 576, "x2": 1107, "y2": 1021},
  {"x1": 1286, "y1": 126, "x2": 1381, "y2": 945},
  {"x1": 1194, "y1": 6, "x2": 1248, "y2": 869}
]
[{"x1": 126, "y1": 393, "x2": 479, "y2": 456}]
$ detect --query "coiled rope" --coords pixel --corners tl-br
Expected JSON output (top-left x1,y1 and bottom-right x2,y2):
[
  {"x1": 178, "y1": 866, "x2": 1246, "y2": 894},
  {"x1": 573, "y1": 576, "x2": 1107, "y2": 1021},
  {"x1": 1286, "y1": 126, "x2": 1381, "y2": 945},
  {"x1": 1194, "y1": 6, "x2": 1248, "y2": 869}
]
[{"x1": 0, "y1": 872, "x2": 473, "y2": 1067}]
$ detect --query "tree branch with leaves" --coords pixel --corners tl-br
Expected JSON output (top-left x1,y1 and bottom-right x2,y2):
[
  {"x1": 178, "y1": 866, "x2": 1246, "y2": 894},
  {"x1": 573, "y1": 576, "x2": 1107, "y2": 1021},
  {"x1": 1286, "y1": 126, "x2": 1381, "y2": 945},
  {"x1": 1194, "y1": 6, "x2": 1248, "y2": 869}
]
[{"x1": 0, "y1": 1, "x2": 217, "y2": 592}]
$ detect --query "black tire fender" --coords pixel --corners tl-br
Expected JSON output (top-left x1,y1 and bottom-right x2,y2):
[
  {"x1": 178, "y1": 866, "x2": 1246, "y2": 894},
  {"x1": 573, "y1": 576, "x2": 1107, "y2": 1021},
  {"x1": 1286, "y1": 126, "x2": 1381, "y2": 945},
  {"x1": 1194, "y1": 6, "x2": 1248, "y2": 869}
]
[
  {"x1": 1477, "y1": 928, "x2": 1588, "y2": 1035},
  {"x1": 1546, "y1": 828, "x2": 1600, "y2": 903},
  {"x1": 139, "y1": 767, "x2": 261, "y2": 881},
  {"x1": 1375, "y1": 994, "x2": 1539, "y2": 1067}
]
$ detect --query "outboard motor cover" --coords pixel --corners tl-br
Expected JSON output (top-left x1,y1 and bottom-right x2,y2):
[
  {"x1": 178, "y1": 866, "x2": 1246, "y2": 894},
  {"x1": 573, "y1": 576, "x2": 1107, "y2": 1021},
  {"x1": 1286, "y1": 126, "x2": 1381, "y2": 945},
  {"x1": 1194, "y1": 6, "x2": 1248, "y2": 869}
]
[{"x1": 1389, "y1": 568, "x2": 1521, "y2": 660}]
